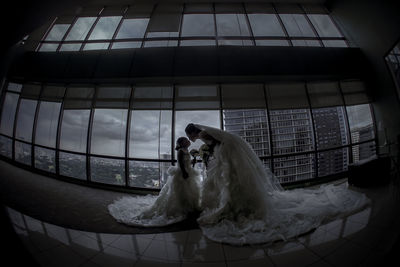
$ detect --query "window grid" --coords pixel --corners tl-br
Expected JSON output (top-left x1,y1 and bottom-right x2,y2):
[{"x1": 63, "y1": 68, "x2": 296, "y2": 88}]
[
  {"x1": 0, "y1": 80, "x2": 375, "y2": 190},
  {"x1": 37, "y1": 3, "x2": 348, "y2": 52}
]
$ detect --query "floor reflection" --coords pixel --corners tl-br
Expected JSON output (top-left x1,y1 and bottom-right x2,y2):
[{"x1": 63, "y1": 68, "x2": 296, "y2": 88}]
[{"x1": 4, "y1": 182, "x2": 400, "y2": 267}]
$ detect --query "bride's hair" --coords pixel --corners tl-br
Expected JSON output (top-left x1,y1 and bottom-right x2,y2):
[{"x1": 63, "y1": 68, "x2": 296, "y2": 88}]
[
  {"x1": 175, "y1": 137, "x2": 188, "y2": 150},
  {"x1": 185, "y1": 123, "x2": 201, "y2": 134}
]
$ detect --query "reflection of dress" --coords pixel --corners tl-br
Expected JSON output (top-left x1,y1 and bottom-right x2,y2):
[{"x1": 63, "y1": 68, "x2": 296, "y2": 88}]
[
  {"x1": 195, "y1": 124, "x2": 369, "y2": 245},
  {"x1": 108, "y1": 149, "x2": 201, "y2": 227}
]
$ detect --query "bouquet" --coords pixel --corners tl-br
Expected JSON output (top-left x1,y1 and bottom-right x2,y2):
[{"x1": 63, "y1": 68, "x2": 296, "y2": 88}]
[{"x1": 189, "y1": 144, "x2": 211, "y2": 167}]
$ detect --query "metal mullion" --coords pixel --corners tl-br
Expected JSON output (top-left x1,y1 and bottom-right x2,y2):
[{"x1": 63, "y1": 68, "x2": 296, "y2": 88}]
[
  {"x1": 141, "y1": 3, "x2": 158, "y2": 48},
  {"x1": 171, "y1": 85, "x2": 176, "y2": 165},
  {"x1": 242, "y1": 3, "x2": 256, "y2": 46},
  {"x1": 178, "y1": 3, "x2": 186, "y2": 46},
  {"x1": 57, "y1": 16, "x2": 79, "y2": 52},
  {"x1": 272, "y1": 3, "x2": 293, "y2": 46},
  {"x1": 304, "y1": 82, "x2": 319, "y2": 179},
  {"x1": 337, "y1": 81, "x2": 354, "y2": 164},
  {"x1": 326, "y1": 11, "x2": 350, "y2": 47},
  {"x1": 55, "y1": 85, "x2": 68, "y2": 175},
  {"x1": 299, "y1": 4, "x2": 323, "y2": 47},
  {"x1": 212, "y1": 3, "x2": 218, "y2": 47},
  {"x1": 218, "y1": 84, "x2": 223, "y2": 129},
  {"x1": 125, "y1": 86, "x2": 133, "y2": 188},
  {"x1": 58, "y1": 148, "x2": 86, "y2": 156},
  {"x1": 86, "y1": 86, "x2": 98, "y2": 182},
  {"x1": 11, "y1": 91, "x2": 22, "y2": 161},
  {"x1": 108, "y1": 6, "x2": 129, "y2": 50},
  {"x1": 89, "y1": 153, "x2": 126, "y2": 161},
  {"x1": 37, "y1": 17, "x2": 58, "y2": 52},
  {"x1": 263, "y1": 84, "x2": 275, "y2": 173},
  {"x1": 79, "y1": 9, "x2": 103, "y2": 52},
  {"x1": 0, "y1": 83, "x2": 8, "y2": 127},
  {"x1": 368, "y1": 102, "x2": 379, "y2": 154},
  {"x1": 31, "y1": 85, "x2": 44, "y2": 168}
]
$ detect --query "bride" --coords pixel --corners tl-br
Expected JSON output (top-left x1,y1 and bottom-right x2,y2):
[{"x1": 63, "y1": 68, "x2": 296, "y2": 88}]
[
  {"x1": 185, "y1": 123, "x2": 369, "y2": 245},
  {"x1": 108, "y1": 137, "x2": 201, "y2": 227}
]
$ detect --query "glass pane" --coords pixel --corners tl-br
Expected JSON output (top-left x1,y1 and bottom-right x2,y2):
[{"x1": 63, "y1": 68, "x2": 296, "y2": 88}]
[
  {"x1": 45, "y1": 24, "x2": 70, "y2": 41},
  {"x1": 83, "y1": 42, "x2": 109, "y2": 50},
  {"x1": 129, "y1": 110, "x2": 172, "y2": 159},
  {"x1": 175, "y1": 110, "x2": 220, "y2": 151},
  {"x1": 111, "y1": 41, "x2": 142, "y2": 49},
  {"x1": 7, "y1": 82, "x2": 23, "y2": 93},
  {"x1": 0, "y1": 135, "x2": 12, "y2": 158},
  {"x1": 34, "y1": 146, "x2": 56, "y2": 173},
  {"x1": 91, "y1": 109, "x2": 127, "y2": 157},
  {"x1": 65, "y1": 17, "x2": 97, "y2": 41},
  {"x1": 115, "y1": 18, "x2": 149, "y2": 39},
  {"x1": 15, "y1": 99, "x2": 37, "y2": 142},
  {"x1": 41, "y1": 85, "x2": 65, "y2": 101},
  {"x1": 59, "y1": 43, "x2": 82, "y2": 51},
  {"x1": 322, "y1": 40, "x2": 347, "y2": 48},
  {"x1": 248, "y1": 14, "x2": 285, "y2": 37},
  {"x1": 352, "y1": 141, "x2": 376, "y2": 163},
  {"x1": 318, "y1": 148, "x2": 348, "y2": 177},
  {"x1": 147, "y1": 32, "x2": 179, "y2": 38},
  {"x1": 346, "y1": 104, "x2": 375, "y2": 143},
  {"x1": 95, "y1": 87, "x2": 131, "y2": 108},
  {"x1": 291, "y1": 40, "x2": 321, "y2": 47},
  {"x1": 221, "y1": 84, "x2": 265, "y2": 109},
  {"x1": 279, "y1": 14, "x2": 315, "y2": 37},
  {"x1": 313, "y1": 107, "x2": 348, "y2": 150},
  {"x1": 21, "y1": 84, "x2": 41, "y2": 99},
  {"x1": 60, "y1": 109, "x2": 90, "y2": 153},
  {"x1": 308, "y1": 15, "x2": 342, "y2": 38},
  {"x1": 255, "y1": 40, "x2": 289, "y2": 46},
  {"x1": 307, "y1": 82, "x2": 343, "y2": 108},
  {"x1": 65, "y1": 87, "x2": 95, "y2": 99},
  {"x1": 88, "y1": 16, "x2": 122, "y2": 40},
  {"x1": 129, "y1": 160, "x2": 170, "y2": 188},
  {"x1": 35, "y1": 101, "x2": 61, "y2": 148},
  {"x1": 223, "y1": 109, "x2": 270, "y2": 157},
  {"x1": 15, "y1": 141, "x2": 31, "y2": 165},
  {"x1": 216, "y1": 14, "x2": 250, "y2": 36},
  {"x1": 132, "y1": 86, "x2": 173, "y2": 109},
  {"x1": 273, "y1": 154, "x2": 316, "y2": 183},
  {"x1": 175, "y1": 85, "x2": 219, "y2": 110},
  {"x1": 90, "y1": 157, "x2": 125, "y2": 185},
  {"x1": 0, "y1": 93, "x2": 19, "y2": 136},
  {"x1": 218, "y1": 39, "x2": 253, "y2": 46},
  {"x1": 180, "y1": 40, "x2": 216, "y2": 46},
  {"x1": 267, "y1": 83, "x2": 309, "y2": 110},
  {"x1": 181, "y1": 14, "x2": 215, "y2": 37},
  {"x1": 59, "y1": 152, "x2": 86, "y2": 180},
  {"x1": 143, "y1": 40, "x2": 178, "y2": 47},
  {"x1": 270, "y1": 109, "x2": 314, "y2": 155},
  {"x1": 39, "y1": 43, "x2": 58, "y2": 52}
]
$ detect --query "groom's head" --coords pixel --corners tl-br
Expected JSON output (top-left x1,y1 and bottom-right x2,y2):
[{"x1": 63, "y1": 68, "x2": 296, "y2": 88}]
[{"x1": 185, "y1": 123, "x2": 201, "y2": 142}]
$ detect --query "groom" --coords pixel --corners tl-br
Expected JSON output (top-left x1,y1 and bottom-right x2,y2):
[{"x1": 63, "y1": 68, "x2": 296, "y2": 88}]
[{"x1": 185, "y1": 123, "x2": 219, "y2": 166}]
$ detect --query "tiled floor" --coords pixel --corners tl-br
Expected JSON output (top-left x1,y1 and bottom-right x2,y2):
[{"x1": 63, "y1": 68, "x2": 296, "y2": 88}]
[{"x1": 4, "y1": 182, "x2": 400, "y2": 267}]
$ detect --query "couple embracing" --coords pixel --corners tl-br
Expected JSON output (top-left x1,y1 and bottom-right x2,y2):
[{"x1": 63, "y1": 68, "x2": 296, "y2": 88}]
[{"x1": 109, "y1": 123, "x2": 369, "y2": 245}]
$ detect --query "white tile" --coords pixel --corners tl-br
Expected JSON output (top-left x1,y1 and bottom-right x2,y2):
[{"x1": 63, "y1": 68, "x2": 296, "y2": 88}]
[
  {"x1": 183, "y1": 241, "x2": 225, "y2": 262},
  {"x1": 142, "y1": 239, "x2": 184, "y2": 262},
  {"x1": 33, "y1": 244, "x2": 87, "y2": 267},
  {"x1": 135, "y1": 257, "x2": 181, "y2": 267},
  {"x1": 69, "y1": 234, "x2": 102, "y2": 259},
  {"x1": 154, "y1": 230, "x2": 189, "y2": 243},
  {"x1": 227, "y1": 257, "x2": 274, "y2": 267},
  {"x1": 299, "y1": 230, "x2": 347, "y2": 258},
  {"x1": 90, "y1": 246, "x2": 138, "y2": 267},
  {"x1": 267, "y1": 241, "x2": 320, "y2": 267},
  {"x1": 98, "y1": 233, "x2": 121, "y2": 246},
  {"x1": 182, "y1": 262, "x2": 226, "y2": 267},
  {"x1": 109, "y1": 234, "x2": 152, "y2": 255},
  {"x1": 223, "y1": 244, "x2": 266, "y2": 261},
  {"x1": 324, "y1": 241, "x2": 370, "y2": 267}
]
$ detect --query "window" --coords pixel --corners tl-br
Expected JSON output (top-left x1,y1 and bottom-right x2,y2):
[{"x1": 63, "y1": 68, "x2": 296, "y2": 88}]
[
  {"x1": 15, "y1": 141, "x2": 31, "y2": 165},
  {"x1": 65, "y1": 17, "x2": 97, "y2": 41},
  {"x1": 116, "y1": 18, "x2": 149, "y2": 39},
  {"x1": 15, "y1": 99, "x2": 37, "y2": 142},
  {"x1": 60, "y1": 110, "x2": 90, "y2": 153},
  {"x1": 129, "y1": 160, "x2": 170, "y2": 188},
  {"x1": 90, "y1": 109, "x2": 127, "y2": 157},
  {"x1": 0, "y1": 92, "x2": 19, "y2": 136},
  {"x1": 59, "y1": 152, "x2": 86, "y2": 180},
  {"x1": 216, "y1": 14, "x2": 250, "y2": 37},
  {"x1": 35, "y1": 147, "x2": 56, "y2": 173},
  {"x1": 45, "y1": 24, "x2": 70, "y2": 41},
  {"x1": 34, "y1": 102, "x2": 61, "y2": 148},
  {"x1": 88, "y1": 16, "x2": 122, "y2": 40},
  {"x1": 308, "y1": 14, "x2": 342, "y2": 37},
  {"x1": 91, "y1": 156, "x2": 125, "y2": 185},
  {"x1": 181, "y1": 14, "x2": 215, "y2": 37},
  {"x1": 279, "y1": 14, "x2": 315, "y2": 37},
  {"x1": 248, "y1": 14, "x2": 285, "y2": 37}
]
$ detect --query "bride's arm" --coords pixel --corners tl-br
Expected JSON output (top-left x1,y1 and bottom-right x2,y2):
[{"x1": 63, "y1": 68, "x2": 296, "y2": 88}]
[{"x1": 199, "y1": 131, "x2": 220, "y2": 154}]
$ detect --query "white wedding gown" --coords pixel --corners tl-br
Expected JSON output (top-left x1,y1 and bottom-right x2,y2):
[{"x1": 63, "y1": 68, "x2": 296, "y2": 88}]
[
  {"x1": 108, "y1": 124, "x2": 369, "y2": 245},
  {"x1": 108, "y1": 149, "x2": 201, "y2": 227},
  {"x1": 193, "y1": 124, "x2": 369, "y2": 245}
]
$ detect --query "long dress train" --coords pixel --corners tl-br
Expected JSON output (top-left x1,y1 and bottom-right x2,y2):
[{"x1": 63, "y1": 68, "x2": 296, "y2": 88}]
[{"x1": 108, "y1": 150, "x2": 201, "y2": 227}]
